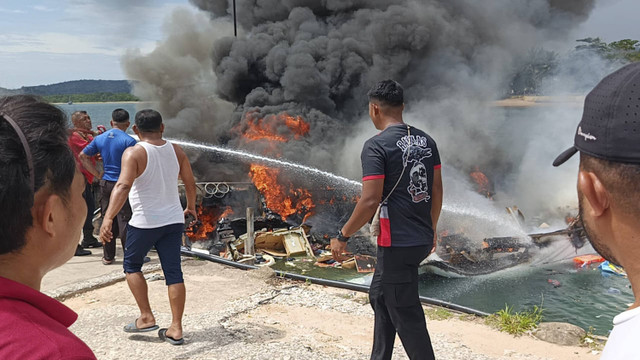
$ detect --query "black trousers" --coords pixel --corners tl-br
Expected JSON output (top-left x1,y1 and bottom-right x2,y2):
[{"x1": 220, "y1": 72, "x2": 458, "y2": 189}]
[
  {"x1": 100, "y1": 180, "x2": 132, "y2": 261},
  {"x1": 369, "y1": 245, "x2": 435, "y2": 360},
  {"x1": 82, "y1": 181, "x2": 95, "y2": 240}
]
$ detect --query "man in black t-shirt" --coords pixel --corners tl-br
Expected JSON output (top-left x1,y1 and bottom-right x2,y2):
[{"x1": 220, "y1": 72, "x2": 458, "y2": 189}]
[{"x1": 332, "y1": 80, "x2": 442, "y2": 360}]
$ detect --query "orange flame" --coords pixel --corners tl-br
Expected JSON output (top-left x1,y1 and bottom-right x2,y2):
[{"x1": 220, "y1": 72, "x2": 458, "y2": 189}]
[
  {"x1": 186, "y1": 206, "x2": 234, "y2": 241},
  {"x1": 469, "y1": 169, "x2": 492, "y2": 198},
  {"x1": 238, "y1": 111, "x2": 315, "y2": 222},
  {"x1": 250, "y1": 164, "x2": 315, "y2": 221},
  {"x1": 240, "y1": 112, "x2": 310, "y2": 143}
]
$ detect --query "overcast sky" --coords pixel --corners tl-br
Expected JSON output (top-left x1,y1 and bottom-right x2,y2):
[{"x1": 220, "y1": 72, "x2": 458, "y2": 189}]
[{"x1": 0, "y1": 0, "x2": 638, "y2": 89}]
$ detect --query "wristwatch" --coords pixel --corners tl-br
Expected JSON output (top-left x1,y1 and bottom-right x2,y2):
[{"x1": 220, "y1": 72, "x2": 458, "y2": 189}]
[{"x1": 336, "y1": 230, "x2": 350, "y2": 243}]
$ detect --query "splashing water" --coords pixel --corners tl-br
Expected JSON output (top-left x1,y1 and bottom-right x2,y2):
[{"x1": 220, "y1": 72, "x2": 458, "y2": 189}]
[
  {"x1": 442, "y1": 201, "x2": 529, "y2": 238},
  {"x1": 169, "y1": 138, "x2": 362, "y2": 189},
  {"x1": 172, "y1": 138, "x2": 529, "y2": 239}
]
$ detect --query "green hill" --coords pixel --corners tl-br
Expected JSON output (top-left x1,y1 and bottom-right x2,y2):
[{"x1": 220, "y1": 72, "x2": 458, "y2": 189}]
[{"x1": 0, "y1": 80, "x2": 138, "y2": 103}]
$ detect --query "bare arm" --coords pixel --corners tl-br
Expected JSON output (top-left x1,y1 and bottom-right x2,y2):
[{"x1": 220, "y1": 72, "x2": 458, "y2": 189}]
[
  {"x1": 174, "y1": 144, "x2": 197, "y2": 222},
  {"x1": 79, "y1": 151, "x2": 101, "y2": 179},
  {"x1": 331, "y1": 178, "x2": 383, "y2": 260},
  {"x1": 99, "y1": 147, "x2": 139, "y2": 243},
  {"x1": 430, "y1": 168, "x2": 443, "y2": 251},
  {"x1": 341, "y1": 179, "x2": 384, "y2": 237}
]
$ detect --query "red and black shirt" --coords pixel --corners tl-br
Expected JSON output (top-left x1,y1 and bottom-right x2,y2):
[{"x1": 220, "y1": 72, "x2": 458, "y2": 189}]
[{"x1": 361, "y1": 124, "x2": 441, "y2": 247}]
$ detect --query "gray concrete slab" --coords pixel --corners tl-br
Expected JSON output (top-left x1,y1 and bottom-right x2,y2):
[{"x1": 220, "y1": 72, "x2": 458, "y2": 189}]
[{"x1": 41, "y1": 243, "x2": 160, "y2": 293}]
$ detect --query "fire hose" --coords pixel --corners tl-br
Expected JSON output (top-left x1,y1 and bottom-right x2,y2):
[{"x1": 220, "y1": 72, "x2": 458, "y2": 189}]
[{"x1": 180, "y1": 248, "x2": 489, "y2": 317}]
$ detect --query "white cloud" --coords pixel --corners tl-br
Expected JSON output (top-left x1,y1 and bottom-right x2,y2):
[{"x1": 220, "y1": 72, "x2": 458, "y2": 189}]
[
  {"x1": 0, "y1": 52, "x2": 124, "y2": 88},
  {"x1": 0, "y1": 33, "x2": 119, "y2": 55},
  {"x1": 0, "y1": 1, "x2": 191, "y2": 87},
  {"x1": 32, "y1": 5, "x2": 54, "y2": 12},
  {"x1": 0, "y1": 7, "x2": 25, "y2": 13}
]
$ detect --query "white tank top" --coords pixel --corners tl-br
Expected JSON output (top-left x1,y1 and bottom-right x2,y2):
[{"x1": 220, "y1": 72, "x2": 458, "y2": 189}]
[{"x1": 128, "y1": 141, "x2": 184, "y2": 228}]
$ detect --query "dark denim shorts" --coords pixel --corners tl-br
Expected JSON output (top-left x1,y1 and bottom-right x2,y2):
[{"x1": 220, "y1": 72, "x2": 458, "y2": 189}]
[{"x1": 124, "y1": 223, "x2": 184, "y2": 285}]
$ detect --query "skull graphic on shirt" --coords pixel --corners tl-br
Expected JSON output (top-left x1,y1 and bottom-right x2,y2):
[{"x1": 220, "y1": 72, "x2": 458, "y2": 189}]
[{"x1": 408, "y1": 162, "x2": 430, "y2": 202}]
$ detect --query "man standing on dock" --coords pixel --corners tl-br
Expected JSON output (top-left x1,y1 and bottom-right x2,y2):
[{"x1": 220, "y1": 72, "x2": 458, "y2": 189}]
[
  {"x1": 553, "y1": 62, "x2": 640, "y2": 359},
  {"x1": 332, "y1": 80, "x2": 442, "y2": 360},
  {"x1": 80, "y1": 108, "x2": 137, "y2": 265},
  {"x1": 69, "y1": 110, "x2": 102, "y2": 255},
  {"x1": 99, "y1": 109, "x2": 197, "y2": 345}
]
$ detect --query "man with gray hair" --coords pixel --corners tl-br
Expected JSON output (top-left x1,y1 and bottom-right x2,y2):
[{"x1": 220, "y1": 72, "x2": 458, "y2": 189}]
[
  {"x1": 553, "y1": 62, "x2": 640, "y2": 359},
  {"x1": 69, "y1": 110, "x2": 101, "y2": 255}
]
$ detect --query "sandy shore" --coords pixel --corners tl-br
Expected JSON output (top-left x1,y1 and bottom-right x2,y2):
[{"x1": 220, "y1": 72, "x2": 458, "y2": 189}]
[
  {"x1": 492, "y1": 96, "x2": 584, "y2": 107},
  {"x1": 58, "y1": 257, "x2": 601, "y2": 360},
  {"x1": 52, "y1": 101, "x2": 155, "y2": 105}
]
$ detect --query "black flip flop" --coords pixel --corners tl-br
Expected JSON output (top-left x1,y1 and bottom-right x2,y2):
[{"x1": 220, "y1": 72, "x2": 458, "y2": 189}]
[
  {"x1": 158, "y1": 328, "x2": 184, "y2": 345},
  {"x1": 123, "y1": 319, "x2": 159, "y2": 333}
]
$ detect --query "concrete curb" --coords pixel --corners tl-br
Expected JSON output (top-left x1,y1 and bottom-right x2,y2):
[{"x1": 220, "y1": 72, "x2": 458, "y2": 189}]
[{"x1": 45, "y1": 264, "x2": 164, "y2": 301}]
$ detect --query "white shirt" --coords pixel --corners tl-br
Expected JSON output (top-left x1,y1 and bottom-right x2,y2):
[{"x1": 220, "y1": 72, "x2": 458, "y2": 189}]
[
  {"x1": 600, "y1": 306, "x2": 640, "y2": 359},
  {"x1": 128, "y1": 141, "x2": 184, "y2": 228}
]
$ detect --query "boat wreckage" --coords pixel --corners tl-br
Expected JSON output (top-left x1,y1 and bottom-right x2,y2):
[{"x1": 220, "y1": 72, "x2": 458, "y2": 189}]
[
  {"x1": 419, "y1": 216, "x2": 587, "y2": 278},
  {"x1": 179, "y1": 182, "x2": 589, "y2": 279}
]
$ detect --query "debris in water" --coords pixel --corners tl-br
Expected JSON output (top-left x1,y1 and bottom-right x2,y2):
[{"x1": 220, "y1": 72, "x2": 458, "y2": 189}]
[{"x1": 547, "y1": 279, "x2": 561, "y2": 288}]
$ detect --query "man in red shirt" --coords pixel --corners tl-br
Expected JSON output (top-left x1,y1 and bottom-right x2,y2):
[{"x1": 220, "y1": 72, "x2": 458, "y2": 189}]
[
  {"x1": 69, "y1": 110, "x2": 102, "y2": 255},
  {"x1": 0, "y1": 95, "x2": 96, "y2": 359}
]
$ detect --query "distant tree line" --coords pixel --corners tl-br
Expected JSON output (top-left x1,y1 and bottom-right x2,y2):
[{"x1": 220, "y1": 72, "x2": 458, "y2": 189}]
[
  {"x1": 43, "y1": 92, "x2": 140, "y2": 103},
  {"x1": 0, "y1": 80, "x2": 135, "y2": 98},
  {"x1": 23, "y1": 80, "x2": 132, "y2": 96},
  {"x1": 508, "y1": 38, "x2": 640, "y2": 96}
]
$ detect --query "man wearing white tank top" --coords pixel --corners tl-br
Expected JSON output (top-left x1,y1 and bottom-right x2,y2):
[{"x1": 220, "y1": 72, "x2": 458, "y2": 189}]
[{"x1": 99, "y1": 109, "x2": 197, "y2": 346}]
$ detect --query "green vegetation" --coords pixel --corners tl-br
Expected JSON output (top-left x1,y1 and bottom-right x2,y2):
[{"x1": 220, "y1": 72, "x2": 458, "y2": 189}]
[
  {"x1": 509, "y1": 37, "x2": 640, "y2": 96},
  {"x1": 44, "y1": 92, "x2": 139, "y2": 103},
  {"x1": 485, "y1": 304, "x2": 544, "y2": 336},
  {"x1": 576, "y1": 38, "x2": 640, "y2": 63},
  {"x1": 459, "y1": 313, "x2": 479, "y2": 322},
  {"x1": 425, "y1": 307, "x2": 453, "y2": 321},
  {"x1": 582, "y1": 326, "x2": 605, "y2": 351}
]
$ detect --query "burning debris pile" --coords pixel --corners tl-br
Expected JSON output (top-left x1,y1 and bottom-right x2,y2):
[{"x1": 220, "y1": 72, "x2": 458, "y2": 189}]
[{"x1": 180, "y1": 179, "x2": 376, "y2": 272}]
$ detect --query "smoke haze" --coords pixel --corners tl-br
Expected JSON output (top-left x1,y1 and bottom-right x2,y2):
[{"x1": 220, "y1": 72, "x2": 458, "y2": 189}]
[{"x1": 123, "y1": 0, "x2": 615, "y2": 235}]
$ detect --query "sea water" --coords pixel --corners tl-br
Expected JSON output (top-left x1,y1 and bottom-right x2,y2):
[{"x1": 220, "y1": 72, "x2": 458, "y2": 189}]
[{"x1": 56, "y1": 102, "x2": 140, "y2": 130}]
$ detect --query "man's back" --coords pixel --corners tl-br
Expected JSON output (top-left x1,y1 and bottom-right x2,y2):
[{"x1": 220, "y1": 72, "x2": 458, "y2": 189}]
[
  {"x1": 362, "y1": 124, "x2": 441, "y2": 248},
  {"x1": 84, "y1": 128, "x2": 136, "y2": 181},
  {"x1": 128, "y1": 141, "x2": 183, "y2": 228}
]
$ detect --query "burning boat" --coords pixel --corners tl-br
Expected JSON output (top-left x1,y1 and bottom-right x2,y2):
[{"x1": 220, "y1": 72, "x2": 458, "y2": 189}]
[
  {"x1": 420, "y1": 216, "x2": 589, "y2": 278},
  {"x1": 420, "y1": 235, "x2": 533, "y2": 278}
]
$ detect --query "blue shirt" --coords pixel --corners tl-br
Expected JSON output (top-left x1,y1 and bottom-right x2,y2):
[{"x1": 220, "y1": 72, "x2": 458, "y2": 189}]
[{"x1": 83, "y1": 128, "x2": 137, "y2": 181}]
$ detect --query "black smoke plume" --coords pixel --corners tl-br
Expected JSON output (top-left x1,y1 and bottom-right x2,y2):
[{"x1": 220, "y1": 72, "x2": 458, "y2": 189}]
[{"x1": 124, "y1": 0, "x2": 600, "y2": 230}]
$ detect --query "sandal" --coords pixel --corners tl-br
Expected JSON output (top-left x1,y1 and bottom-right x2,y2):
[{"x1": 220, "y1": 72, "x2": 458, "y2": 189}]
[{"x1": 158, "y1": 328, "x2": 184, "y2": 345}]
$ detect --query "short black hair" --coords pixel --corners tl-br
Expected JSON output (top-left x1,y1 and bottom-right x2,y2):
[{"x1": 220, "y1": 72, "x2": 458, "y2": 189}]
[
  {"x1": 135, "y1": 109, "x2": 163, "y2": 132},
  {"x1": 0, "y1": 95, "x2": 76, "y2": 254},
  {"x1": 367, "y1": 80, "x2": 404, "y2": 107},
  {"x1": 112, "y1": 108, "x2": 130, "y2": 123},
  {"x1": 580, "y1": 153, "x2": 640, "y2": 214}
]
